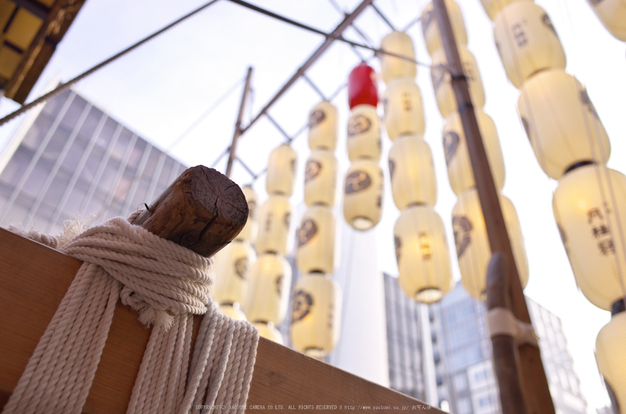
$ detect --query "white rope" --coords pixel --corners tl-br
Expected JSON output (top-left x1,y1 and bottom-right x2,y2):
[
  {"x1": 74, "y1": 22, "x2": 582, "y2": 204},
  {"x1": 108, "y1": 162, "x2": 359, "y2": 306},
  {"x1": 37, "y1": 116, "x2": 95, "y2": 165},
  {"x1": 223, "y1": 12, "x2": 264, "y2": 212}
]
[{"x1": 4, "y1": 216, "x2": 259, "y2": 414}]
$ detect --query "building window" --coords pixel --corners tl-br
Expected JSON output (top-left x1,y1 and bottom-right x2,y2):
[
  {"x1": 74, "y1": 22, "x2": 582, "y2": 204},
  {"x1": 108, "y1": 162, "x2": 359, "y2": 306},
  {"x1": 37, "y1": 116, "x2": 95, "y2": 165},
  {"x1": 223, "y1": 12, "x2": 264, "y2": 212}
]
[{"x1": 456, "y1": 397, "x2": 471, "y2": 414}]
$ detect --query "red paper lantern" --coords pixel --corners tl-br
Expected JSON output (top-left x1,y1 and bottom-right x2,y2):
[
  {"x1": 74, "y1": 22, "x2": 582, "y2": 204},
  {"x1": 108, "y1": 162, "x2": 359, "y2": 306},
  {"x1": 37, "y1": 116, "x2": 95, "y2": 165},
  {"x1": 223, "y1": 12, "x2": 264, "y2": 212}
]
[{"x1": 348, "y1": 63, "x2": 378, "y2": 109}]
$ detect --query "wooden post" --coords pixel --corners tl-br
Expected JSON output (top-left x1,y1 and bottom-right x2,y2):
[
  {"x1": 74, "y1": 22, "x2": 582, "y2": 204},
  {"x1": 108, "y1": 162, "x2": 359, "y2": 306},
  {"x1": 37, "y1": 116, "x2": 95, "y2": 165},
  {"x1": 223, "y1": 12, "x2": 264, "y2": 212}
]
[
  {"x1": 486, "y1": 253, "x2": 527, "y2": 414},
  {"x1": 431, "y1": 1, "x2": 555, "y2": 412},
  {"x1": 225, "y1": 67, "x2": 254, "y2": 178},
  {"x1": 131, "y1": 165, "x2": 248, "y2": 256}
]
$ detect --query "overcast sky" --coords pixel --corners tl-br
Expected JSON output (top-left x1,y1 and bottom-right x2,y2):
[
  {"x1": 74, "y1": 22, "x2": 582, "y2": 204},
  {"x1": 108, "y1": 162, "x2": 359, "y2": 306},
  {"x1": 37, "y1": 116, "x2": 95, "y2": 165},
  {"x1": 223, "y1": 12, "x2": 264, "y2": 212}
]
[{"x1": 1, "y1": 0, "x2": 625, "y2": 410}]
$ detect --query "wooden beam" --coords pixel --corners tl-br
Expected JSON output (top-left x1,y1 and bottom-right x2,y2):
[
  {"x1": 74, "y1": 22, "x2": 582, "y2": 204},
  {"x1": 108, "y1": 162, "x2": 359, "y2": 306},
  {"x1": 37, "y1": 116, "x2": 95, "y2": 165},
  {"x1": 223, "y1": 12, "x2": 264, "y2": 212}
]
[
  {"x1": 0, "y1": 228, "x2": 442, "y2": 413},
  {"x1": 4, "y1": 0, "x2": 86, "y2": 103}
]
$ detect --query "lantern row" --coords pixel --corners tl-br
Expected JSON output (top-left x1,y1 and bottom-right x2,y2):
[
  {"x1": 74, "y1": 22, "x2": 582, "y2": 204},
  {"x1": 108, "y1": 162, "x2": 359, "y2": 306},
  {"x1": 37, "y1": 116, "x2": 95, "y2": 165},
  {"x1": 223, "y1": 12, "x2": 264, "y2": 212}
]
[
  {"x1": 291, "y1": 101, "x2": 342, "y2": 358},
  {"x1": 343, "y1": 64, "x2": 384, "y2": 231},
  {"x1": 212, "y1": 185, "x2": 257, "y2": 321},
  {"x1": 378, "y1": 30, "x2": 453, "y2": 304},
  {"x1": 421, "y1": 0, "x2": 529, "y2": 301},
  {"x1": 479, "y1": 0, "x2": 626, "y2": 407}
]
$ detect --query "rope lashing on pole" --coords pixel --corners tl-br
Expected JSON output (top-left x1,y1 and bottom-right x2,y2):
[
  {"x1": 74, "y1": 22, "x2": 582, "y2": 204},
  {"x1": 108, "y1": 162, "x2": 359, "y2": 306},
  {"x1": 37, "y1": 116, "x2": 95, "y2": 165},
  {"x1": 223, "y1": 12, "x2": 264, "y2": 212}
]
[
  {"x1": 487, "y1": 308, "x2": 539, "y2": 347},
  {"x1": 3, "y1": 216, "x2": 258, "y2": 414}
]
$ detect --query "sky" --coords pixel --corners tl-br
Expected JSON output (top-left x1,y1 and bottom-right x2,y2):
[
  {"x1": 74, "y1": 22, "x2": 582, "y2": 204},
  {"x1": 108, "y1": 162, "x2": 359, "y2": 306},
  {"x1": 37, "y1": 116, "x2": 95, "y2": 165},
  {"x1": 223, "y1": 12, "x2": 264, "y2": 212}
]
[{"x1": 1, "y1": 0, "x2": 625, "y2": 410}]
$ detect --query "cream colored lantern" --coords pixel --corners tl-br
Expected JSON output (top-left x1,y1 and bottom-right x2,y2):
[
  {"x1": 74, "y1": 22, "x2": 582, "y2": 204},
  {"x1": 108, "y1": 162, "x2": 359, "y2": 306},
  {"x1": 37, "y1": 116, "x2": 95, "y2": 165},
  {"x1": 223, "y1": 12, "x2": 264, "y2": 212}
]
[
  {"x1": 382, "y1": 77, "x2": 426, "y2": 141},
  {"x1": 422, "y1": 0, "x2": 468, "y2": 56},
  {"x1": 347, "y1": 104, "x2": 382, "y2": 162},
  {"x1": 308, "y1": 101, "x2": 338, "y2": 151},
  {"x1": 380, "y1": 31, "x2": 417, "y2": 84},
  {"x1": 296, "y1": 205, "x2": 335, "y2": 275},
  {"x1": 304, "y1": 149, "x2": 337, "y2": 207},
  {"x1": 494, "y1": 2, "x2": 566, "y2": 89},
  {"x1": 253, "y1": 321, "x2": 284, "y2": 345},
  {"x1": 480, "y1": 0, "x2": 533, "y2": 21},
  {"x1": 452, "y1": 189, "x2": 529, "y2": 300},
  {"x1": 518, "y1": 69, "x2": 610, "y2": 180},
  {"x1": 388, "y1": 134, "x2": 438, "y2": 209},
  {"x1": 290, "y1": 273, "x2": 341, "y2": 358},
  {"x1": 213, "y1": 240, "x2": 256, "y2": 307},
  {"x1": 256, "y1": 195, "x2": 292, "y2": 256},
  {"x1": 237, "y1": 185, "x2": 258, "y2": 242},
  {"x1": 218, "y1": 303, "x2": 247, "y2": 321},
  {"x1": 431, "y1": 46, "x2": 485, "y2": 118},
  {"x1": 442, "y1": 110, "x2": 506, "y2": 196},
  {"x1": 394, "y1": 205, "x2": 453, "y2": 303},
  {"x1": 343, "y1": 159, "x2": 384, "y2": 231},
  {"x1": 266, "y1": 144, "x2": 297, "y2": 197},
  {"x1": 596, "y1": 312, "x2": 626, "y2": 410},
  {"x1": 587, "y1": 0, "x2": 626, "y2": 41},
  {"x1": 553, "y1": 164, "x2": 626, "y2": 311},
  {"x1": 245, "y1": 253, "x2": 292, "y2": 325}
]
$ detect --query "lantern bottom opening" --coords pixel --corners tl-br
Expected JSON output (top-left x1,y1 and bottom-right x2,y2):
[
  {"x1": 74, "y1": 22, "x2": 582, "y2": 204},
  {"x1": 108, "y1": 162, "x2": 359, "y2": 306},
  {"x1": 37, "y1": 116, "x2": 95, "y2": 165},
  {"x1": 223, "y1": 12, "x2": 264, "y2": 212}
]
[
  {"x1": 304, "y1": 347, "x2": 328, "y2": 359},
  {"x1": 351, "y1": 217, "x2": 375, "y2": 231},
  {"x1": 415, "y1": 287, "x2": 443, "y2": 304}
]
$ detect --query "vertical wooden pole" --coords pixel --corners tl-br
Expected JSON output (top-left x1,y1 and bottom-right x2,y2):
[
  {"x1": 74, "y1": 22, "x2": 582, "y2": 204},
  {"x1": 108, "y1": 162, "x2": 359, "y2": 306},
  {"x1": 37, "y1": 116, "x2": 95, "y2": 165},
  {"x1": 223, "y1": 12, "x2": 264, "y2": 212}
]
[
  {"x1": 486, "y1": 253, "x2": 527, "y2": 414},
  {"x1": 225, "y1": 66, "x2": 253, "y2": 178},
  {"x1": 431, "y1": 1, "x2": 555, "y2": 412}
]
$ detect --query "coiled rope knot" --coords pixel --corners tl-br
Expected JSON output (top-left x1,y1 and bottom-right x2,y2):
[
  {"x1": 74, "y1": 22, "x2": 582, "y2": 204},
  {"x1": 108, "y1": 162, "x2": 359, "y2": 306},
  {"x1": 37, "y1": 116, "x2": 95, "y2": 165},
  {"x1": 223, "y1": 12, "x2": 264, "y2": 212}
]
[{"x1": 60, "y1": 217, "x2": 214, "y2": 329}]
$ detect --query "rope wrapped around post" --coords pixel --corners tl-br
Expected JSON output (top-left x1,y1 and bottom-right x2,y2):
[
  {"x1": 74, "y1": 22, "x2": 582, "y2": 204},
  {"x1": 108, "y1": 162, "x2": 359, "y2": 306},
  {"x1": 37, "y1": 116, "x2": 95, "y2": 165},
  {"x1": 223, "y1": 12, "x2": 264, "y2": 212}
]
[{"x1": 2, "y1": 166, "x2": 258, "y2": 414}]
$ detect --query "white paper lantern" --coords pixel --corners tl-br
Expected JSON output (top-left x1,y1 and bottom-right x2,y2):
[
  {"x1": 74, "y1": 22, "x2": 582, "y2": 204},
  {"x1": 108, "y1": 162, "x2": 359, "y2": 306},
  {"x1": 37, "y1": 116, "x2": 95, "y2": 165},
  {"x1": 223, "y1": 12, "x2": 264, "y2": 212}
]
[
  {"x1": 343, "y1": 159, "x2": 384, "y2": 231},
  {"x1": 452, "y1": 189, "x2": 529, "y2": 300},
  {"x1": 237, "y1": 185, "x2": 258, "y2": 242},
  {"x1": 218, "y1": 303, "x2": 247, "y2": 321},
  {"x1": 290, "y1": 273, "x2": 341, "y2": 358},
  {"x1": 253, "y1": 321, "x2": 284, "y2": 345},
  {"x1": 394, "y1": 205, "x2": 453, "y2": 303},
  {"x1": 422, "y1": 0, "x2": 468, "y2": 56},
  {"x1": 347, "y1": 104, "x2": 382, "y2": 162},
  {"x1": 587, "y1": 0, "x2": 626, "y2": 41},
  {"x1": 596, "y1": 312, "x2": 626, "y2": 410},
  {"x1": 304, "y1": 149, "x2": 337, "y2": 207},
  {"x1": 245, "y1": 253, "x2": 292, "y2": 325},
  {"x1": 266, "y1": 144, "x2": 297, "y2": 197},
  {"x1": 553, "y1": 164, "x2": 626, "y2": 311},
  {"x1": 518, "y1": 69, "x2": 610, "y2": 180},
  {"x1": 442, "y1": 110, "x2": 506, "y2": 196},
  {"x1": 380, "y1": 31, "x2": 417, "y2": 84},
  {"x1": 431, "y1": 46, "x2": 485, "y2": 118},
  {"x1": 382, "y1": 77, "x2": 426, "y2": 141},
  {"x1": 296, "y1": 205, "x2": 335, "y2": 275},
  {"x1": 494, "y1": 2, "x2": 566, "y2": 88},
  {"x1": 388, "y1": 134, "x2": 438, "y2": 209},
  {"x1": 256, "y1": 195, "x2": 292, "y2": 256},
  {"x1": 479, "y1": 0, "x2": 533, "y2": 21},
  {"x1": 308, "y1": 101, "x2": 338, "y2": 151},
  {"x1": 212, "y1": 240, "x2": 256, "y2": 307}
]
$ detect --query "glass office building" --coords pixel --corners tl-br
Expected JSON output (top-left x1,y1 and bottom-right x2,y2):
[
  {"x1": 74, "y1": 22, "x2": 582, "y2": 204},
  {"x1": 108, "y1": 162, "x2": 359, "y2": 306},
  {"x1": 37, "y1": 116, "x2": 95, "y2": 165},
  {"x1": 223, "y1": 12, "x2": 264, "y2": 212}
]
[
  {"x1": 430, "y1": 283, "x2": 588, "y2": 414},
  {"x1": 383, "y1": 272, "x2": 426, "y2": 401},
  {"x1": 0, "y1": 88, "x2": 187, "y2": 235},
  {"x1": 383, "y1": 277, "x2": 589, "y2": 414}
]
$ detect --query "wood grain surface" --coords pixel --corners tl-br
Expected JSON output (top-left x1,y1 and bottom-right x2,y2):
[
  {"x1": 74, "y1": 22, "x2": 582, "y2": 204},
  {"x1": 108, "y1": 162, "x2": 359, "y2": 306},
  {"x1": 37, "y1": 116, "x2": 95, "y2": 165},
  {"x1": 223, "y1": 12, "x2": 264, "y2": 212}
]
[{"x1": 0, "y1": 228, "x2": 441, "y2": 413}]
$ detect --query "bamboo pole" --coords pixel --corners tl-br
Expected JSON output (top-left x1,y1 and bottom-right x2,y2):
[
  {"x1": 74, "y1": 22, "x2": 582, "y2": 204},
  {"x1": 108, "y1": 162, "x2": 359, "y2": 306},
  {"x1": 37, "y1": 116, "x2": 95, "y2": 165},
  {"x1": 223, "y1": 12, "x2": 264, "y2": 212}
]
[{"x1": 431, "y1": 1, "x2": 555, "y2": 412}]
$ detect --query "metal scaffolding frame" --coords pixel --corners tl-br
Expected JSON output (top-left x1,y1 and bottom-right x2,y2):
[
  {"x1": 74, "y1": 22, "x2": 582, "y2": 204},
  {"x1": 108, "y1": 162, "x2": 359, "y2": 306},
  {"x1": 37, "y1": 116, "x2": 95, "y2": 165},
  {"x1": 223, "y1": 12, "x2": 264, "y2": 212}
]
[{"x1": 219, "y1": 0, "x2": 423, "y2": 184}]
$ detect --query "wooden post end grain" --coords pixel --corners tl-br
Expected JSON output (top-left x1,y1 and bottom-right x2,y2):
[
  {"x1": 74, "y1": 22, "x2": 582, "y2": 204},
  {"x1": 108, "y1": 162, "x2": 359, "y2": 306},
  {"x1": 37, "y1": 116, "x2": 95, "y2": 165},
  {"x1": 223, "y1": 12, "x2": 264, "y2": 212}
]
[{"x1": 131, "y1": 165, "x2": 248, "y2": 257}]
